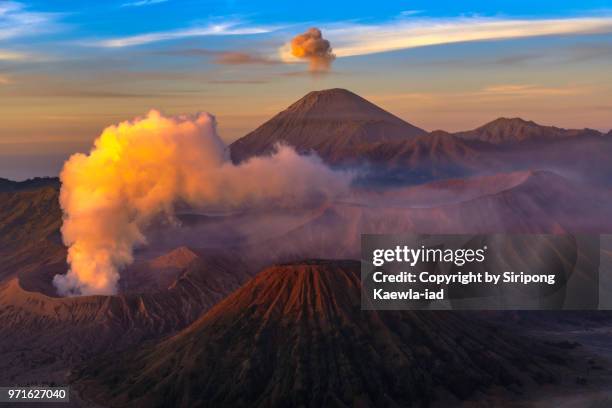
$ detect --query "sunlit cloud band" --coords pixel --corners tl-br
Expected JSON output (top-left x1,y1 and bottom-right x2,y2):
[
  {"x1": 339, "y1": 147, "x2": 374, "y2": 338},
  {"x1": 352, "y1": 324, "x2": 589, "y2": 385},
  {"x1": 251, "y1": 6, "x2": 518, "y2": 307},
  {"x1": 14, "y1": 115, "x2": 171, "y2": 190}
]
[
  {"x1": 98, "y1": 22, "x2": 276, "y2": 47},
  {"x1": 322, "y1": 17, "x2": 612, "y2": 58},
  {"x1": 0, "y1": 1, "x2": 58, "y2": 41},
  {"x1": 0, "y1": 50, "x2": 28, "y2": 60}
]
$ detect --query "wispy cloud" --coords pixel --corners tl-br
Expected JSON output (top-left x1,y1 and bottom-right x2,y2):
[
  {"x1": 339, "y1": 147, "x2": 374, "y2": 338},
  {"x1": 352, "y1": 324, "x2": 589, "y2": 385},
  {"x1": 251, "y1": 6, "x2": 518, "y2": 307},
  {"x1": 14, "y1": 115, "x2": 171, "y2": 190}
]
[
  {"x1": 98, "y1": 22, "x2": 275, "y2": 47},
  {"x1": 399, "y1": 10, "x2": 424, "y2": 17},
  {"x1": 321, "y1": 16, "x2": 612, "y2": 58},
  {"x1": 369, "y1": 84, "x2": 589, "y2": 106},
  {"x1": 563, "y1": 43, "x2": 612, "y2": 62},
  {"x1": 209, "y1": 79, "x2": 269, "y2": 84},
  {"x1": 214, "y1": 51, "x2": 280, "y2": 65},
  {"x1": 121, "y1": 0, "x2": 168, "y2": 7},
  {"x1": 164, "y1": 48, "x2": 281, "y2": 65},
  {"x1": 0, "y1": 50, "x2": 28, "y2": 60},
  {"x1": 0, "y1": 1, "x2": 58, "y2": 41},
  {"x1": 481, "y1": 84, "x2": 587, "y2": 96},
  {"x1": 491, "y1": 53, "x2": 537, "y2": 66},
  {"x1": 2, "y1": 86, "x2": 187, "y2": 98}
]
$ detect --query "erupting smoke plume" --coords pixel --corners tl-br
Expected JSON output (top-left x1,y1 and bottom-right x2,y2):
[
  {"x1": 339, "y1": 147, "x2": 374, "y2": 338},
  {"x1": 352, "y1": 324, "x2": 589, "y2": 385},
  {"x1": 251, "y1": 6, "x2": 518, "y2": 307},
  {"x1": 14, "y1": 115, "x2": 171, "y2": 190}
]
[
  {"x1": 290, "y1": 27, "x2": 335, "y2": 73},
  {"x1": 54, "y1": 110, "x2": 351, "y2": 296}
]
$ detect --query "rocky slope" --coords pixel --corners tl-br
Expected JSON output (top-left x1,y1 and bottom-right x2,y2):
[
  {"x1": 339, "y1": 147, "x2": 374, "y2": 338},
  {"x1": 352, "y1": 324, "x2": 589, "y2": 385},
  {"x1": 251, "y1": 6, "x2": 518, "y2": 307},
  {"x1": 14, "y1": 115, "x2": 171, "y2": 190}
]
[
  {"x1": 76, "y1": 260, "x2": 568, "y2": 407},
  {"x1": 0, "y1": 185, "x2": 64, "y2": 291},
  {"x1": 0, "y1": 249, "x2": 255, "y2": 385}
]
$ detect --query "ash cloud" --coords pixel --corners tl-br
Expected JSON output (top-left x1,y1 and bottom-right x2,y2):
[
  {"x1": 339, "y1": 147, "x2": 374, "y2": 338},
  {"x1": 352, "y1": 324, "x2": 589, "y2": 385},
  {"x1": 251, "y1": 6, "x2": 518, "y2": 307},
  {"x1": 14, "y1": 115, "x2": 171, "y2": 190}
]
[
  {"x1": 290, "y1": 27, "x2": 335, "y2": 73},
  {"x1": 53, "y1": 110, "x2": 351, "y2": 296}
]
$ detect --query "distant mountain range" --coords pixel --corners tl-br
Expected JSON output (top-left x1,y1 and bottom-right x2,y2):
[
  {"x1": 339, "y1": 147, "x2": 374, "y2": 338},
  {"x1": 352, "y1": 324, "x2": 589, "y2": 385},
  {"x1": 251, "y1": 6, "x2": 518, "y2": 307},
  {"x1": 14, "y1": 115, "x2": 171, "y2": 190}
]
[
  {"x1": 455, "y1": 117, "x2": 602, "y2": 144},
  {"x1": 230, "y1": 88, "x2": 609, "y2": 167},
  {"x1": 2, "y1": 89, "x2": 610, "y2": 187}
]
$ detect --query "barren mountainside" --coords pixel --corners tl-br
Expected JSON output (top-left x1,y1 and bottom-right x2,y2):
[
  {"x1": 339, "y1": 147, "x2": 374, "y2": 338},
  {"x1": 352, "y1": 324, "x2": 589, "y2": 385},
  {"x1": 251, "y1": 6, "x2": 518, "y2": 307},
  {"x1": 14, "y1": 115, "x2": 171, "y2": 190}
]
[
  {"x1": 0, "y1": 185, "x2": 64, "y2": 291},
  {"x1": 76, "y1": 260, "x2": 567, "y2": 408},
  {"x1": 0, "y1": 250, "x2": 256, "y2": 385}
]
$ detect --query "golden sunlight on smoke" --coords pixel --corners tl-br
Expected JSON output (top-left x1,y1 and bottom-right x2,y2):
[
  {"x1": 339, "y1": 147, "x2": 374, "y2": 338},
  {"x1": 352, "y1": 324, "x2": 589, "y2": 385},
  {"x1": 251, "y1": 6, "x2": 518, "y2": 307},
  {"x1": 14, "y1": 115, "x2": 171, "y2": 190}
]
[
  {"x1": 289, "y1": 27, "x2": 335, "y2": 73},
  {"x1": 54, "y1": 110, "x2": 350, "y2": 296}
]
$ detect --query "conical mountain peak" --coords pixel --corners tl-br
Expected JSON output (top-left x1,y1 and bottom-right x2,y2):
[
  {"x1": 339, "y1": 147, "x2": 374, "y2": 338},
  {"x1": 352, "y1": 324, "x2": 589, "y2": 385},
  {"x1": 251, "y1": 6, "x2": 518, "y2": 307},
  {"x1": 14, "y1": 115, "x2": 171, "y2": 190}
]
[
  {"x1": 230, "y1": 89, "x2": 426, "y2": 163},
  {"x1": 77, "y1": 260, "x2": 563, "y2": 408}
]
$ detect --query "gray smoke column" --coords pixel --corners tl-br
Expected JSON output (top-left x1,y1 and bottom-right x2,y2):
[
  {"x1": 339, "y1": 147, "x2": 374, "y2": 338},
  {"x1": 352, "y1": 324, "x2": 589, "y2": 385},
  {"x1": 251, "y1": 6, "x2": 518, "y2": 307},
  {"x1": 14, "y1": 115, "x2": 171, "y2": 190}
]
[
  {"x1": 53, "y1": 110, "x2": 351, "y2": 296},
  {"x1": 290, "y1": 27, "x2": 335, "y2": 73}
]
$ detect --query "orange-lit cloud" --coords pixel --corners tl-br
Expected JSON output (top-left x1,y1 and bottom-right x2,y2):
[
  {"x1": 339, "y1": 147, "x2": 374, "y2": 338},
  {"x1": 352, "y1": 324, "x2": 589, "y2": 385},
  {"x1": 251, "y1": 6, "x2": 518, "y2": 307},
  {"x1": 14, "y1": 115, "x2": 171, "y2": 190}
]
[
  {"x1": 288, "y1": 27, "x2": 335, "y2": 73},
  {"x1": 54, "y1": 110, "x2": 350, "y2": 296}
]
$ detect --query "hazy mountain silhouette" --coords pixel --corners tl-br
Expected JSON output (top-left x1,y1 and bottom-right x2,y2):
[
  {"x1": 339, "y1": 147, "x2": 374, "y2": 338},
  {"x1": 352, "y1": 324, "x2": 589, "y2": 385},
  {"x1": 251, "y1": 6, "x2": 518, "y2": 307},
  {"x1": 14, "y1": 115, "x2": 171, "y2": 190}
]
[
  {"x1": 0, "y1": 177, "x2": 59, "y2": 192},
  {"x1": 455, "y1": 117, "x2": 603, "y2": 145}
]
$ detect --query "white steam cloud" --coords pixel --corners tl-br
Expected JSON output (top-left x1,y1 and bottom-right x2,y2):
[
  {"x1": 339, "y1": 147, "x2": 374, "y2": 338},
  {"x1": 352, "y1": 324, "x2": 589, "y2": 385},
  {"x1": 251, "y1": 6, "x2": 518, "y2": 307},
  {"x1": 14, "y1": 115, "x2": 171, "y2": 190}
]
[{"x1": 54, "y1": 110, "x2": 351, "y2": 296}]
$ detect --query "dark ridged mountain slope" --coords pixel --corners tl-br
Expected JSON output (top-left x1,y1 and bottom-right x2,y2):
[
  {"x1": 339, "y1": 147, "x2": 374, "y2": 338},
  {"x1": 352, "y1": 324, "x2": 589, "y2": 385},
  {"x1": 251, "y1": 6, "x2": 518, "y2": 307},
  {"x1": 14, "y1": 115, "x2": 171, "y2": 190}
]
[
  {"x1": 0, "y1": 186, "x2": 64, "y2": 289},
  {"x1": 77, "y1": 260, "x2": 567, "y2": 408}
]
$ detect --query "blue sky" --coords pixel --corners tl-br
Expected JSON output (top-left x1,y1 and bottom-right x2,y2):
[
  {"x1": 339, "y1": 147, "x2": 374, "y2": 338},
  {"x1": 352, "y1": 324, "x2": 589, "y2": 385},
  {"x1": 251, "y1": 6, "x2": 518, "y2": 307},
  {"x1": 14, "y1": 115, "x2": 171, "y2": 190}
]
[
  {"x1": 23, "y1": 0, "x2": 612, "y2": 29},
  {"x1": 9, "y1": 0, "x2": 612, "y2": 49},
  {"x1": 2, "y1": 0, "x2": 612, "y2": 179}
]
